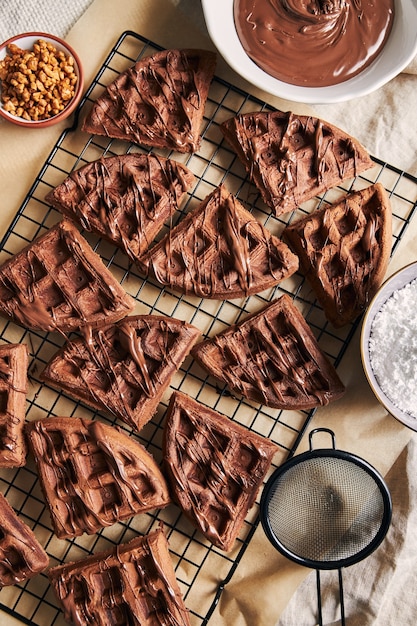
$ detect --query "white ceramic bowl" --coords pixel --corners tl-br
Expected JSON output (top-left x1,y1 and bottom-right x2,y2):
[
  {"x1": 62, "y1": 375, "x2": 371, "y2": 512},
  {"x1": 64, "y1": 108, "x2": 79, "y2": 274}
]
[
  {"x1": 0, "y1": 32, "x2": 84, "y2": 128},
  {"x1": 202, "y1": 0, "x2": 417, "y2": 104},
  {"x1": 361, "y1": 261, "x2": 417, "y2": 432}
]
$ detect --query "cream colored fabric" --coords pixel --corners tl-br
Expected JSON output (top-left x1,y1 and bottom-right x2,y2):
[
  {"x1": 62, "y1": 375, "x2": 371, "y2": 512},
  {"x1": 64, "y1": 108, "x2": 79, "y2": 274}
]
[
  {"x1": 1, "y1": 2, "x2": 417, "y2": 625},
  {"x1": 0, "y1": 0, "x2": 93, "y2": 42}
]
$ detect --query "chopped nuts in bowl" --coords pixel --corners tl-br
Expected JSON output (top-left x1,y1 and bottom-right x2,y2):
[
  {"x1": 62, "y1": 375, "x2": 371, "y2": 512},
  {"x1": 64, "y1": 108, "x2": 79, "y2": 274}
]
[{"x1": 0, "y1": 32, "x2": 84, "y2": 128}]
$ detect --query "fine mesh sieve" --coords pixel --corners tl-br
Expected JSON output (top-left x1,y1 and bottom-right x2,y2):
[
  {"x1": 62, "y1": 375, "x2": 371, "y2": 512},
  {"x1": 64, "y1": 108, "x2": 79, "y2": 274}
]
[{"x1": 260, "y1": 428, "x2": 392, "y2": 625}]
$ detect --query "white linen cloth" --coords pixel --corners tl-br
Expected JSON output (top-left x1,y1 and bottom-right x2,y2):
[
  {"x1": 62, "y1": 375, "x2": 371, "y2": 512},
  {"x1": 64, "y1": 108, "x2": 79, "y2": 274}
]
[{"x1": 0, "y1": 0, "x2": 93, "y2": 42}]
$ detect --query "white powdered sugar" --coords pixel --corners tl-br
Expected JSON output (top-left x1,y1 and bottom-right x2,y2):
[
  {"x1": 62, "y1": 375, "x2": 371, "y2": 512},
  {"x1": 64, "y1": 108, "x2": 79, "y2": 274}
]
[{"x1": 369, "y1": 278, "x2": 417, "y2": 418}]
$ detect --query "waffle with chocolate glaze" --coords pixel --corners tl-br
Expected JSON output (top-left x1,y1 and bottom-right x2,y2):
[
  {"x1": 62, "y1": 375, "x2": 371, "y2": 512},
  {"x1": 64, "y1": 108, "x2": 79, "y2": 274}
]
[
  {"x1": 25, "y1": 417, "x2": 171, "y2": 539},
  {"x1": 0, "y1": 343, "x2": 28, "y2": 468},
  {"x1": 0, "y1": 219, "x2": 135, "y2": 334},
  {"x1": 137, "y1": 184, "x2": 299, "y2": 299},
  {"x1": 45, "y1": 154, "x2": 195, "y2": 261},
  {"x1": 221, "y1": 110, "x2": 374, "y2": 217},
  {"x1": 0, "y1": 491, "x2": 49, "y2": 586},
  {"x1": 191, "y1": 294, "x2": 345, "y2": 409},
  {"x1": 163, "y1": 391, "x2": 278, "y2": 552},
  {"x1": 283, "y1": 183, "x2": 392, "y2": 327},
  {"x1": 48, "y1": 526, "x2": 191, "y2": 626},
  {"x1": 82, "y1": 48, "x2": 216, "y2": 153},
  {"x1": 40, "y1": 315, "x2": 200, "y2": 433}
]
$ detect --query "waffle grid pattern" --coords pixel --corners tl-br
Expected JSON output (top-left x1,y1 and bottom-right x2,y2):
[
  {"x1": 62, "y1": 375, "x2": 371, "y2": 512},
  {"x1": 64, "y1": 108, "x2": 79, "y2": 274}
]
[{"x1": 0, "y1": 30, "x2": 416, "y2": 626}]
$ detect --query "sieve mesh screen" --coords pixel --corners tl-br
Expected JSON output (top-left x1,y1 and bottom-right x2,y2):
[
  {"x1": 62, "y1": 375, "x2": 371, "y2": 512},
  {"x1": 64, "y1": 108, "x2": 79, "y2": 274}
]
[{"x1": 266, "y1": 456, "x2": 386, "y2": 564}]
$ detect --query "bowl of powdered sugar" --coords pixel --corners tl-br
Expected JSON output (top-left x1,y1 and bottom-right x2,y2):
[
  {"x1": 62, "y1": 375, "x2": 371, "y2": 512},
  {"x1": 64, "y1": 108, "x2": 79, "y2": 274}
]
[{"x1": 361, "y1": 261, "x2": 417, "y2": 431}]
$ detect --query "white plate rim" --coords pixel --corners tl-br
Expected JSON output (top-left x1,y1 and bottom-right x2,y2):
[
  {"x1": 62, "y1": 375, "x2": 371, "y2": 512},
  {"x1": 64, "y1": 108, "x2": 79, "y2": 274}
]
[{"x1": 360, "y1": 260, "x2": 417, "y2": 432}]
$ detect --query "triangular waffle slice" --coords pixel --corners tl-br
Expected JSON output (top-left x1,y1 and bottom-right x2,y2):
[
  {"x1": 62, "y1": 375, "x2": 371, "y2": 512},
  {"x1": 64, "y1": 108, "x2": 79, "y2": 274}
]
[
  {"x1": 0, "y1": 219, "x2": 135, "y2": 334},
  {"x1": 191, "y1": 294, "x2": 345, "y2": 409},
  {"x1": 283, "y1": 183, "x2": 392, "y2": 327},
  {"x1": 25, "y1": 417, "x2": 170, "y2": 539},
  {"x1": 48, "y1": 527, "x2": 191, "y2": 626},
  {"x1": 40, "y1": 315, "x2": 201, "y2": 432},
  {"x1": 221, "y1": 110, "x2": 374, "y2": 217},
  {"x1": 0, "y1": 343, "x2": 28, "y2": 468},
  {"x1": 82, "y1": 48, "x2": 216, "y2": 153},
  {"x1": 138, "y1": 184, "x2": 299, "y2": 299},
  {"x1": 0, "y1": 491, "x2": 49, "y2": 586},
  {"x1": 163, "y1": 391, "x2": 277, "y2": 551},
  {"x1": 45, "y1": 154, "x2": 195, "y2": 261}
]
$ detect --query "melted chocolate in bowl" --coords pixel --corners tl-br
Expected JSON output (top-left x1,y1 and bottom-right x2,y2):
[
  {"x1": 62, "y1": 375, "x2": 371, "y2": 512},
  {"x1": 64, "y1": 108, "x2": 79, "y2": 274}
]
[{"x1": 234, "y1": 0, "x2": 395, "y2": 87}]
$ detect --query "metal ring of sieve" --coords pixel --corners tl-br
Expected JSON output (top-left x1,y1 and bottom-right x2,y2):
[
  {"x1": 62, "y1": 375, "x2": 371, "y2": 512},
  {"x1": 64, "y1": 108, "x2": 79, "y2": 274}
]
[{"x1": 260, "y1": 428, "x2": 392, "y2": 626}]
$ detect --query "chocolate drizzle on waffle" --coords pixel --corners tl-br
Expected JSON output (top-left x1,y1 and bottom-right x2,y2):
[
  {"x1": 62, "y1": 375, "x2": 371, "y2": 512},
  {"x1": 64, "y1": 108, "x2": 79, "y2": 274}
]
[
  {"x1": 163, "y1": 391, "x2": 277, "y2": 551},
  {"x1": 82, "y1": 48, "x2": 216, "y2": 153},
  {"x1": 0, "y1": 49, "x2": 389, "y2": 610},
  {"x1": 221, "y1": 110, "x2": 374, "y2": 216},
  {"x1": 41, "y1": 315, "x2": 201, "y2": 432},
  {"x1": 283, "y1": 182, "x2": 392, "y2": 327},
  {"x1": 138, "y1": 184, "x2": 299, "y2": 298},
  {"x1": 0, "y1": 343, "x2": 28, "y2": 468},
  {"x1": 25, "y1": 417, "x2": 171, "y2": 539},
  {"x1": 0, "y1": 491, "x2": 49, "y2": 586},
  {"x1": 48, "y1": 526, "x2": 191, "y2": 626},
  {"x1": 45, "y1": 154, "x2": 195, "y2": 261},
  {"x1": 191, "y1": 294, "x2": 345, "y2": 409},
  {"x1": 0, "y1": 220, "x2": 135, "y2": 334}
]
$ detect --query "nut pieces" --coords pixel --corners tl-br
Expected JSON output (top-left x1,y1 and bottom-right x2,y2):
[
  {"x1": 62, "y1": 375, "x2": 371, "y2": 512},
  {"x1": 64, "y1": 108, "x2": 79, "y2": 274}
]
[{"x1": 0, "y1": 39, "x2": 78, "y2": 121}]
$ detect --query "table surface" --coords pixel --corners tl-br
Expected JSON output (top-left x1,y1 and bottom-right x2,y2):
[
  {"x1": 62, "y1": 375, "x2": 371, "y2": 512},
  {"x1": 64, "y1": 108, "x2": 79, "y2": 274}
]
[{"x1": 1, "y1": 2, "x2": 417, "y2": 626}]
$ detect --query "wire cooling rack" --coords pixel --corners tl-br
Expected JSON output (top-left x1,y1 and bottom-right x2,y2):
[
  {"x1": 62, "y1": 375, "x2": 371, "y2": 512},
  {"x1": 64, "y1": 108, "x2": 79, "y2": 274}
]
[{"x1": 1, "y1": 30, "x2": 417, "y2": 626}]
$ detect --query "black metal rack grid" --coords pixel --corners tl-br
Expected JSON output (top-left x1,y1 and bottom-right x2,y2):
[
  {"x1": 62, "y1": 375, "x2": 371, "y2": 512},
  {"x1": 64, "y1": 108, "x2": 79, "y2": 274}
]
[{"x1": 0, "y1": 31, "x2": 417, "y2": 626}]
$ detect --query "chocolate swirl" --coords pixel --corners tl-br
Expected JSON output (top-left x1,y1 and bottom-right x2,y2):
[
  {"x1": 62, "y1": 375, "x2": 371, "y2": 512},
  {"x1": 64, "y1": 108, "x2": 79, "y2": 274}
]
[
  {"x1": 45, "y1": 154, "x2": 195, "y2": 261},
  {"x1": 40, "y1": 315, "x2": 201, "y2": 432},
  {"x1": 138, "y1": 184, "x2": 299, "y2": 299},
  {"x1": 0, "y1": 491, "x2": 49, "y2": 586},
  {"x1": 48, "y1": 528, "x2": 191, "y2": 626},
  {"x1": 82, "y1": 49, "x2": 217, "y2": 153},
  {"x1": 0, "y1": 220, "x2": 135, "y2": 335},
  {"x1": 283, "y1": 182, "x2": 392, "y2": 327},
  {"x1": 0, "y1": 344, "x2": 28, "y2": 468},
  {"x1": 234, "y1": 0, "x2": 395, "y2": 86},
  {"x1": 25, "y1": 417, "x2": 170, "y2": 539},
  {"x1": 191, "y1": 294, "x2": 346, "y2": 409},
  {"x1": 163, "y1": 391, "x2": 278, "y2": 551}
]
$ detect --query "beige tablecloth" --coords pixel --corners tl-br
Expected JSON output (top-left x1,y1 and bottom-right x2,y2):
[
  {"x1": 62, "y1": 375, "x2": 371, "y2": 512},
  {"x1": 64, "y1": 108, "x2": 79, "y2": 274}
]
[{"x1": 1, "y1": 2, "x2": 417, "y2": 625}]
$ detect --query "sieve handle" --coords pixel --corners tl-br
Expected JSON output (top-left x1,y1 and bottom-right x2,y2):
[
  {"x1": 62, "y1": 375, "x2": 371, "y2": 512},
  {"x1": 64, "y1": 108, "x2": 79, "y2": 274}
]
[
  {"x1": 316, "y1": 568, "x2": 346, "y2": 626},
  {"x1": 309, "y1": 428, "x2": 336, "y2": 451}
]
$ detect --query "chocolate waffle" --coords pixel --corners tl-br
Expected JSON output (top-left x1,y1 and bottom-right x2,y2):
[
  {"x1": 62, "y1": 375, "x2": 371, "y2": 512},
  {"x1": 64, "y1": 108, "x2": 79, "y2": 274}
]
[
  {"x1": 82, "y1": 48, "x2": 217, "y2": 153},
  {"x1": 191, "y1": 294, "x2": 345, "y2": 409},
  {"x1": 48, "y1": 526, "x2": 191, "y2": 626},
  {"x1": 0, "y1": 343, "x2": 28, "y2": 468},
  {"x1": 45, "y1": 154, "x2": 195, "y2": 261},
  {"x1": 0, "y1": 219, "x2": 135, "y2": 334},
  {"x1": 163, "y1": 391, "x2": 278, "y2": 551},
  {"x1": 221, "y1": 110, "x2": 374, "y2": 217},
  {"x1": 0, "y1": 491, "x2": 49, "y2": 586},
  {"x1": 283, "y1": 183, "x2": 392, "y2": 327},
  {"x1": 138, "y1": 184, "x2": 299, "y2": 298},
  {"x1": 40, "y1": 315, "x2": 201, "y2": 432},
  {"x1": 25, "y1": 417, "x2": 171, "y2": 539}
]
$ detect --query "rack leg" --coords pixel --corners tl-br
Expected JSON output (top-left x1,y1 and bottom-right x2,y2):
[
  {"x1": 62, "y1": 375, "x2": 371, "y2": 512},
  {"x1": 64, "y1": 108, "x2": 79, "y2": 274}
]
[
  {"x1": 316, "y1": 569, "x2": 323, "y2": 626},
  {"x1": 339, "y1": 568, "x2": 346, "y2": 626}
]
